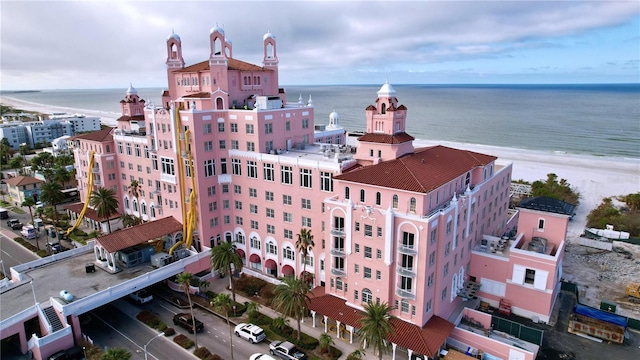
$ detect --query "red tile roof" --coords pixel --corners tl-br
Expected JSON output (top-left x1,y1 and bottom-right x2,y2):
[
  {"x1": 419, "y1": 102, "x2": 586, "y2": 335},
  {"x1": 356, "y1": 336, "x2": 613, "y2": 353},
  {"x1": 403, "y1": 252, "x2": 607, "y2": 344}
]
[
  {"x1": 335, "y1": 145, "x2": 496, "y2": 193},
  {"x1": 175, "y1": 58, "x2": 269, "y2": 73},
  {"x1": 69, "y1": 128, "x2": 113, "y2": 142},
  {"x1": 4, "y1": 175, "x2": 43, "y2": 187},
  {"x1": 116, "y1": 115, "x2": 145, "y2": 122},
  {"x1": 96, "y1": 216, "x2": 182, "y2": 253},
  {"x1": 62, "y1": 202, "x2": 121, "y2": 222},
  {"x1": 357, "y1": 132, "x2": 414, "y2": 144},
  {"x1": 183, "y1": 92, "x2": 212, "y2": 99},
  {"x1": 306, "y1": 288, "x2": 454, "y2": 357}
]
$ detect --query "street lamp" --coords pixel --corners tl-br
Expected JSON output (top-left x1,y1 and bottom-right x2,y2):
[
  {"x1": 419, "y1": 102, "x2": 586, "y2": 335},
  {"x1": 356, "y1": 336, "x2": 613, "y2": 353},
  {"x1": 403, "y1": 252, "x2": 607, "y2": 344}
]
[{"x1": 144, "y1": 332, "x2": 165, "y2": 360}]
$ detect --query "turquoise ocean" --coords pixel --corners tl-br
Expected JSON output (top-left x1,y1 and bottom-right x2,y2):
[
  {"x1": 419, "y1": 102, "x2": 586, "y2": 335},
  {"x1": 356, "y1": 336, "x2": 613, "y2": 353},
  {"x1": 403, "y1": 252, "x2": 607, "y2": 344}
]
[{"x1": 2, "y1": 84, "x2": 639, "y2": 159}]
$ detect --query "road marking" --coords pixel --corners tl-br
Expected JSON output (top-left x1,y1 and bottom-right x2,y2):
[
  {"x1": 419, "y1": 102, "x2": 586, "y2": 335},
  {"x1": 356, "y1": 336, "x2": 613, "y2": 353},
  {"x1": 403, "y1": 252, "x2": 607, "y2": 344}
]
[
  {"x1": 158, "y1": 302, "x2": 177, "y2": 314},
  {"x1": 93, "y1": 311, "x2": 160, "y2": 360}
]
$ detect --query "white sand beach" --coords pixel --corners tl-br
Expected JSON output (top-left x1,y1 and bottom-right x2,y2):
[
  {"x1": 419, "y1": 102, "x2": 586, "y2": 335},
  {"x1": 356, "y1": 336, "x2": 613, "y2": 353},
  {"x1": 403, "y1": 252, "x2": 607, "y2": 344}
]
[{"x1": 3, "y1": 95, "x2": 639, "y2": 238}]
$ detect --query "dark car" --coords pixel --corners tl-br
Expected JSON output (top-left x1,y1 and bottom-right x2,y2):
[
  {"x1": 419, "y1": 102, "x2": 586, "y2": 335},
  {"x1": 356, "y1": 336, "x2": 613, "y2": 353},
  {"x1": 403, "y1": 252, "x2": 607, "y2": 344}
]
[
  {"x1": 7, "y1": 219, "x2": 22, "y2": 230},
  {"x1": 46, "y1": 242, "x2": 69, "y2": 254},
  {"x1": 172, "y1": 313, "x2": 204, "y2": 333}
]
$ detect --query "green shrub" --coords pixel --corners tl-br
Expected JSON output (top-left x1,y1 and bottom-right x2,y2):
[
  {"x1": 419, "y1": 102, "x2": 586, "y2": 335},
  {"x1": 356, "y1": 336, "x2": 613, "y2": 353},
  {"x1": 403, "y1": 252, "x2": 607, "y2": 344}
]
[
  {"x1": 249, "y1": 312, "x2": 272, "y2": 326},
  {"x1": 288, "y1": 330, "x2": 319, "y2": 350},
  {"x1": 173, "y1": 334, "x2": 194, "y2": 349}
]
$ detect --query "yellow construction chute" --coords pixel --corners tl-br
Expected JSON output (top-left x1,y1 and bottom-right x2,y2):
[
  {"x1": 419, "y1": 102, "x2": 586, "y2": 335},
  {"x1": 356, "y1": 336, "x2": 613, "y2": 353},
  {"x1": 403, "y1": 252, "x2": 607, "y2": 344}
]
[
  {"x1": 66, "y1": 150, "x2": 95, "y2": 236},
  {"x1": 169, "y1": 105, "x2": 198, "y2": 255}
]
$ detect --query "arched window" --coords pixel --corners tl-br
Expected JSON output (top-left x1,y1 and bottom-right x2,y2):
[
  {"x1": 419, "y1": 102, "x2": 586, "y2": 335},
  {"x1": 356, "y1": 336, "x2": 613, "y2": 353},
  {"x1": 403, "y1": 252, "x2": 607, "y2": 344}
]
[
  {"x1": 362, "y1": 288, "x2": 373, "y2": 304},
  {"x1": 150, "y1": 206, "x2": 155, "y2": 218},
  {"x1": 465, "y1": 172, "x2": 471, "y2": 187},
  {"x1": 141, "y1": 203, "x2": 147, "y2": 215},
  {"x1": 345, "y1": 187, "x2": 350, "y2": 199},
  {"x1": 336, "y1": 277, "x2": 343, "y2": 291},
  {"x1": 381, "y1": 103, "x2": 386, "y2": 114},
  {"x1": 376, "y1": 192, "x2": 381, "y2": 206},
  {"x1": 236, "y1": 232, "x2": 245, "y2": 244},
  {"x1": 409, "y1": 197, "x2": 416, "y2": 212},
  {"x1": 124, "y1": 198, "x2": 130, "y2": 209},
  {"x1": 392, "y1": 195, "x2": 398, "y2": 209},
  {"x1": 360, "y1": 189, "x2": 365, "y2": 203},
  {"x1": 132, "y1": 199, "x2": 138, "y2": 212},
  {"x1": 451, "y1": 274, "x2": 459, "y2": 301},
  {"x1": 283, "y1": 246, "x2": 295, "y2": 260}
]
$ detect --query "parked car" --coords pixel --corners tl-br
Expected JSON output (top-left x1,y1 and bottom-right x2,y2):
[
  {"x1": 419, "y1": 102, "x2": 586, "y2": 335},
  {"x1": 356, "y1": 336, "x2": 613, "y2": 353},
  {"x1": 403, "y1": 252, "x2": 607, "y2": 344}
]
[
  {"x1": 234, "y1": 323, "x2": 266, "y2": 343},
  {"x1": 172, "y1": 313, "x2": 204, "y2": 333},
  {"x1": 250, "y1": 354, "x2": 278, "y2": 360},
  {"x1": 35, "y1": 201, "x2": 44, "y2": 209},
  {"x1": 7, "y1": 218, "x2": 22, "y2": 230},
  {"x1": 46, "y1": 242, "x2": 69, "y2": 254},
  {"x1": 129, "y1": 289, "x2": 153, "y2": 304},
  {"x1": 269, "y1": 341, "x2": 308, "y2": 360}
]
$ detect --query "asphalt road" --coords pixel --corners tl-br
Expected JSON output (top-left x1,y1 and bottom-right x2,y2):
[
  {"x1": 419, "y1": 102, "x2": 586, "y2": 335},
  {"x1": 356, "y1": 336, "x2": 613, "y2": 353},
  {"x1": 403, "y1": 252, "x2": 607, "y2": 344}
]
[
  {"x1": 83, "y1": 297, "x2": 271, "y2": 359},
  {"x1": 0, "y1": 232, "x2": 38, "y2": 275}
]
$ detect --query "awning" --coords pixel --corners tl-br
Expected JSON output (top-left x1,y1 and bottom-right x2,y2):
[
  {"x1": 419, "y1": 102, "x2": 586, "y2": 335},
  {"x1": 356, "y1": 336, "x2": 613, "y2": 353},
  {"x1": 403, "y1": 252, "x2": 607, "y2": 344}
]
[
  {"x1": 282, "y1": 265, "x2": 295, "y2": 277},
  {"x1": 249, "y1": 254, "x2": 261, "y2": 263},
  {"x1": 236, "y1": 249, "x2": 245, "y2": 258},
  {"x1": 265, "y1": 259, "x2": 277, "y2": 270}
]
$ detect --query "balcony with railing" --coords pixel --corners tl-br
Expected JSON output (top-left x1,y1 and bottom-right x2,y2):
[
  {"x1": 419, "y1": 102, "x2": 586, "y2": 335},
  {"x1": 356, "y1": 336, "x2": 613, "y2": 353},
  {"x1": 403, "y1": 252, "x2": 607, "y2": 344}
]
[
  {"x1": 330, "y1": 268, "x2": 346, "y2": 276},
  {"x1": 92, "y1": 166, "x2": 100, "y2": 174},
  {"x1": 330, "y1": 227, "x2": 345, "y2": 236},
  {"x1": 160, "y1": 173, "x2": 176, "y2": 184},
  {"x1": 330, "y1": 247, "x2": 345, "y2": 256},
  {"x1": 397, "y1": 243, "x2": 417, "y2": 255},
  {"x1": 93, "y1": 178, "x2": 102, "y2": 186},
  {"x1": 396, "y1": 265, "x2": 416, "y2": 277},
  {"x1": 395, "y1": 287, "x2": 416, "y2": 300}
]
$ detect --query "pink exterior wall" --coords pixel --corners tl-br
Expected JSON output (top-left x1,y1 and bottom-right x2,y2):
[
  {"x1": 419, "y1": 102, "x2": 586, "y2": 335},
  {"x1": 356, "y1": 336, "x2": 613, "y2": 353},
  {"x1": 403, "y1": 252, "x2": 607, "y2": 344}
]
[{"x1": 449, "y1": 327, "x2": 536, "y2": 360}]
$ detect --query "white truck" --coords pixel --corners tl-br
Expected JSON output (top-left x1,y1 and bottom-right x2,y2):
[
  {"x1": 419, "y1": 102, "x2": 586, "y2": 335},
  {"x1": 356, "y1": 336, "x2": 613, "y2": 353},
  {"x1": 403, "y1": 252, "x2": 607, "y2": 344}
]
[
  {"x1": 269, "y1": 341, "x2": 307, "y2": 360},
  {"x1": 21, "y1": 225, "x2": 37, "y2": 239}
]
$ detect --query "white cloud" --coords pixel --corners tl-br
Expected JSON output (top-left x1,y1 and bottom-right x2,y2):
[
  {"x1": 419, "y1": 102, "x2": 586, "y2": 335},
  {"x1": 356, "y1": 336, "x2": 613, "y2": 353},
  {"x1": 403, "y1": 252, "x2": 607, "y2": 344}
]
[{"x1": 1, "y1": 1, "x2": 638, "y2": 89}]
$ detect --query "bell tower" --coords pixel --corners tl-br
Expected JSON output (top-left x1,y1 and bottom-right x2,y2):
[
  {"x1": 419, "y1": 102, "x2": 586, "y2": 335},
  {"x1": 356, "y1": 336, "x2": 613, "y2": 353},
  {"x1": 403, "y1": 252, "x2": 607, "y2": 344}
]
[{"x1": 166, "y1": 31, "x2": 185, "y2": 98}]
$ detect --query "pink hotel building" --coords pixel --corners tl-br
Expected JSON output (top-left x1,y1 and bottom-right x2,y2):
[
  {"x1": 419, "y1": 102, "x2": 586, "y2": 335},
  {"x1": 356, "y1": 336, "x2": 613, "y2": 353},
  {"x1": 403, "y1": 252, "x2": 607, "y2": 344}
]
[{"x1": 10, "y1": 27, "x2": 571, "y2": 359}]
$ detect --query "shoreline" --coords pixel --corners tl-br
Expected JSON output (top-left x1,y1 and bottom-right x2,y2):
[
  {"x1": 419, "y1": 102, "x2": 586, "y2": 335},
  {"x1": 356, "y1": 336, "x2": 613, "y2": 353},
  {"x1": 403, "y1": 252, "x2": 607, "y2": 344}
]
[{"x1": 2, "y1": 96, "x2": 639, "y2": 237}]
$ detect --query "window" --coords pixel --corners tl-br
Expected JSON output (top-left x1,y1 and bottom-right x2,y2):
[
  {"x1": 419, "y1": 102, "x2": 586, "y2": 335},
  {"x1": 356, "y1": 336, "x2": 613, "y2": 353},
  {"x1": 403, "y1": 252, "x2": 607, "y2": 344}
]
[
  {"x1": 392, "y1": 194, "x2": 398, "y2": 209},
  {"x1": 230, "y1": 123, "x2": 238, "y2": 132},
  {"x1": 302, "y1": 118, "x2": 309, "y2": 128},
  {"x1": 134, "y1": 144, "x2": 141, "y2": 157},
  {"x1": 525, "y1": 269, "x2": 535, "y2": 284},
  {"x1": 377, "y1": 227, "x2": 382, "y2": 237},
  {"x1": 236, "y1": 233, "x2": 245, "y2": 244},
  {"x1": 267, "y1": 224, "x2": 275, "y2": 234},
  {"x1": 354, "y1": 264, "x2": 360, "y2": 273},
  {"x1": 402, "y1": 232, "x2": 414, "y2": 249},
  {"x1": 283, "y1": 194, "x2": 292, "y2": 205},
  {"x1": 265, "y1": 141, "x2": 273, "y2": 152},
  {"x1": 235, "y1": 201, "x2": 242, "y2": 210},
  {"x1": 117, "y1": 142, "x2": 123, "y2": 154},
  {"x1": 223, "y1": 215, "x2": 230, "y2": 224},
  {"x1": 249, "y1": 188, "x2": 256, "y2": 197},
  {"x1": 401, "y1": 300, "x2": 410, "y2": 313},
  {"x1": 430, "y1": 228, "x2": 437, "y2": 244},
  {"x1": 161, "y1": 157, "x2": 175, "y2": 175},
  {"x1": 236, "y1": 216, "x2": 243, "y2": 225},
  {"x1": 126, "y1": 143, "x2": 132, "y2": 155},
  {"x1": 231, "y1": 140, "x2": 239, "y2": 149},
  {"x1": 376, "y1": 192, "x2": 381, "y2": 205},
  {"x1": 301, "y1": 198, "x2": 311, "y2": 210},
  {"x1": 285, "y1": 121, "x2": 290, "y2": 131},
  {"x1": 360, "y1": 189, "x2": 365, "y2": 202},
  {"x1": 223, "y1": 200, "x2": 230, "y2": 209},
  {"x1": 283, "y1": 246, "x2": 295, "y2": 260},
  {"x1": 362, "y1": 289, "x2": 373, "y2": 303},
  {"x1": 204, "y1": 141, "x2": 213, "y2": 151},
  {"x1": 441, "y1": 287, "x2": 447, "y2": 301},
  {"x1": 364, "y1": 246, "x2": 372, "y2": 259},
  {"x1": 266, "y1": 241, "x2": 277, "y2": 255},
  {"x1": 246, "y1": 124, "x2": 254, "y2": 134},
  {"x1": 247, "y1": 161, "x2": 257, "y2": 178},
  {"x1": 409, "y1": 197, "x2": 416, "y2": 212},
  {"x1": 250, "y1": 204, "x2": 258, "y2": 214},
  {"x1": 355, "y1": 244, "x2": 360, "y2": 253},
  {"x1": 218, "y1": 122, "x2": 225, "y2": 132},
  {"x1": 247, "y1": 142, "x2": 255, "y2": 152},
  {"x1": 203, "y1": 123, "x2": 212, "y2": 134},
  {"x1": 283, "y1": 212, "x2": 292, "y2": 222},
  {"x1": 446, "y1": 219, "x2": 452, "y2": 234},
  {"x1": 426, "y1": 299, "x2": 432, "y2": 313},
  {"x1": 264, "y1": 123, "x2": 273, "y2": 134},
  {"x1": 336, "y1": 277, "x2": 343, "y2": 291},
  {"x1": 300, "y1": 168, "x2": 312, "y2": 188},
  {"x1": 265, "y1": 191, "x2": 274, "y2": 201},
  {"x1": 444, "y1": 262, "x2": 449, "y2": 277},
  {"x1": 345, "y1": 187, "x2": 350, "y2": 199},
  {"x1": 320, "y1": 171, "x2": 333, "y2": 192},
  {"x1": 302, "y1": 216, "x2": 312, "y2": 228},
  {"x1": 284, "y1": 229, "x2": 293, "y2": 239},
  {"x1": 376, "y1": 270, "x2": 381, "y2": 280},
  {"x1": 250, "y1": 237, "x2": 261, "y2": 249},
  {"x1": 281, "y1": 166, "x2": 293, "y2": 184},
  {"x1": 250, "y1": 220, "x2": 259, "y2": 230},
  {"x1": 152, "y1": 155, "x2": 158, "y2": 170},
  {"x1": 207, "y1": 186, "x2": 216, "y2": 196},
  {"x1": 219, "y1": 140, "x2": 226, "y2": 149},
  {"x1": 204, "y1": 159, "x2": 215, "y2": 177},
  {"x1": 400, "y1": 276, "x2": 412, "y2": 291},
  {"x1": 376, "y1": 249, "x2": 382, "y2": 259},
  {"x1": 538, "y1": 218, "x2": 545, "y2": 230},
  {"x1": 428, "y1": 273, "x2": 434, "y2": 287},
  {"x1": 445, "y1": 242, "x2": 450, "y2": 256},
  {"x1": 364, "y1": 267, "x2": 372, "y2": 279},
  {"x1": 364, "y1": 225, "x2": 373, "y2": 237},
  {"x1": 263, "y1": 163, "x2": 274, "y2": 181},
  {"x1": 429, "y1": 251, "x2": 436, "y2": 266},
  {"x1": 232, "y1": 159, "x2": 242, "y2": 175}
]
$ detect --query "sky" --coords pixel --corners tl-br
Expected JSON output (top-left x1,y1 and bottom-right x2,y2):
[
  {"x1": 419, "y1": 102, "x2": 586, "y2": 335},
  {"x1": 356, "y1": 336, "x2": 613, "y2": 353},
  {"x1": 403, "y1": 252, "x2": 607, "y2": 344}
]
[{"x1": 1, "y1": 0, "x2": 639, "y2": 90}]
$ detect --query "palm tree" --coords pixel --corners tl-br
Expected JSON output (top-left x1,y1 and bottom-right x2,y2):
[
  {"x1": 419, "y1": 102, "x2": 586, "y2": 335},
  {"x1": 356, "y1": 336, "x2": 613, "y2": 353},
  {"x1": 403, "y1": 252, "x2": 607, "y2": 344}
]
[
  {"x1": 22, "y1": 197, "x2": 38, "y2": 250},
  {"x1": 52, "y1": 166, "x2": 71, "y2": 187},
  {"x1": 272, "y1": 276, "x2": 311, "y2": 341},
  {"x1": 295, "y1": 228, "x2": 314, "y2": 278},
  {"x1": 101, "y1": 347, "x2": 131, "y2": 360},
  {"x1": 176, "y1": 272, "x2": 198, "y2": 349},
  {"x1": 121, "y1": 213, "x2": 142, "y2": 228},
  {"x1": 271, "y1": 315, "x2": 289, "y2": 332},
  {"x1": 40, "y1": 182, "x2": 64, "y2": 222},
  {"x1": 210, "y1": 239, "x2": 243, "y2": 308},
  {"x1": 128, "y1": 179, "x2": 142, "y2": 221},
  {"x1": 319, "y1": 332, "x2": 335, "y2": 354},
  {"x1": 89, "y1": 187, "x2": 119, "y2": 234},
  {"x1": 358, "y1": 302, "x2": 394, "y2": 360},
  {"x1": 212, "y1": 293, "x2": 235, "y2": 360},
  {"x1": 247, "y1": 301, "x2": 261, "y2": 317}
]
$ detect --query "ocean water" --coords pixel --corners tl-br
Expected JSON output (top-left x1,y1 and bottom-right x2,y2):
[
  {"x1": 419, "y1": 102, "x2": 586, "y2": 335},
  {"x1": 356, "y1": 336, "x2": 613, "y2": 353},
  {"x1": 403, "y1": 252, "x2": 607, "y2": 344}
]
[{"x1": 2, "y1": 84, "x2": 639, "y2": 158}]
